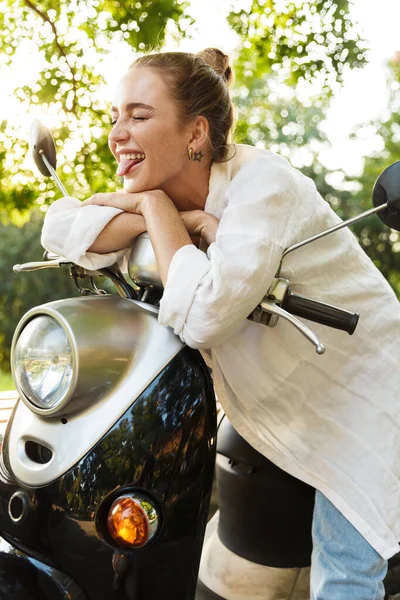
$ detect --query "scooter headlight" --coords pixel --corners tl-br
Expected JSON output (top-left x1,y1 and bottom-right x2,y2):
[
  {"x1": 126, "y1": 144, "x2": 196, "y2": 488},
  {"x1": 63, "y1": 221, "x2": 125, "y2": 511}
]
[
  {"x1": 11, "y1": 297, "x2": 149, "y2": 418},
  {"x1": 13, "y1": 316, "x2": 73, "y2": 411}
]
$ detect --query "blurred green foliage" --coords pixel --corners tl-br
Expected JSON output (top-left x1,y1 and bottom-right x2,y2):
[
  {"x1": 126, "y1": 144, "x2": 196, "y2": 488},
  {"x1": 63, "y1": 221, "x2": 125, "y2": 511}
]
[
  {"x1": 0, "y1": 212, "x2": 78, "y2": 370},
  {"x1": 345, "y1": 56, "x2": 400, "y2": 294},
  {"x1": 0, "y1": 370, "x2": 14, "y2": 391},
  {"x1": 0, "y1": 0, "x2": 366, "y2": 215},
  {"x1": 0, "y1": 0, "x2": 191, "y2": 215},
  {"x1": 0, "y1": 1, "x2": 398, "y2": 373},
  {"x1": 229, "y1": 0, "x2": 367, "y2": 92}
]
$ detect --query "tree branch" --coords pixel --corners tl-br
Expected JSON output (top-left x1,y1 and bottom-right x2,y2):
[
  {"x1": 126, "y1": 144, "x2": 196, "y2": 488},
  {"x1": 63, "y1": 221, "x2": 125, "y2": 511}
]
[{"x1": 23, "y1": 0, "x2": 78, "y2": 113}]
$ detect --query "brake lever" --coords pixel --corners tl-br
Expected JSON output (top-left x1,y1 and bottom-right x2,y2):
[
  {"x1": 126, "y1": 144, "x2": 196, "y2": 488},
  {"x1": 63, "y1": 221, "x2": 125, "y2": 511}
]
[
  {"x1": 43, "y1": 250, "x2": 63, "y2": 261},
  {"x1": 259, "y1": 299, "x2": 326, "y2": 355}
]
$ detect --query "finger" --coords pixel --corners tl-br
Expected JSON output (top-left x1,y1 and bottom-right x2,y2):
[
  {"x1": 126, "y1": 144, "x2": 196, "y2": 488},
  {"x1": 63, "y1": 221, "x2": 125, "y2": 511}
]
[
  {"x1": 179, "y1": 212, "x2": 193, "y2": 226},
  {"x1": 81, "y1": 193, "x2": 110, "y2": 206},
  {"x1": 180, "y1": 217, "x2": 197, "y2": 236},
  {"x1": 179, "y1": 211, "x2": 201, "y2": 233},
  {"x1": 81, "y1": 192, "x2": 135, "y2": 211}
]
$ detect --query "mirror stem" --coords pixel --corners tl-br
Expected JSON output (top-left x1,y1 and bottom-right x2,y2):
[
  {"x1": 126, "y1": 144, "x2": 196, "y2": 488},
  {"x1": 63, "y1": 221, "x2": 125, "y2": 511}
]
[
  {"x1": 276, "y1": 203, "x2": 388, "y2": 277},
  {"x1": 39, "y1": 150, "x2": 69, "y2": 197}
]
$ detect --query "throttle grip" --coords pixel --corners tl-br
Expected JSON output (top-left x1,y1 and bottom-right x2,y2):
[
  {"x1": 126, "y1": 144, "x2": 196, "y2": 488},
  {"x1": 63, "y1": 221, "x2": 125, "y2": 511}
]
[{"x1": 282, "y1": 292, "x2": 359, "y2": 335}]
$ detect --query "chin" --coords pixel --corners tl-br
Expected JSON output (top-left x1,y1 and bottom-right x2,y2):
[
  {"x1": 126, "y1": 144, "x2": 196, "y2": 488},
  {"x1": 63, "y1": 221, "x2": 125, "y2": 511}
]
[
  {"x1": 123, "y1": 178, "x2": 163, "y2": 195},
  {"x1": 123, "y1": 180, "x2": 145, "y2": 194}
]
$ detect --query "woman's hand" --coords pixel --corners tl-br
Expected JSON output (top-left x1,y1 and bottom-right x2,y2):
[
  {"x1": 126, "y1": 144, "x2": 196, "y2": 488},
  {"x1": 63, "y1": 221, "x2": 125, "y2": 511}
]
[
  {"x1": 180, "y1": 210, "x2": 219, "y2": 246},
  {"x1": 81, "y1": 189, "x2": 168, "y2": 215}
]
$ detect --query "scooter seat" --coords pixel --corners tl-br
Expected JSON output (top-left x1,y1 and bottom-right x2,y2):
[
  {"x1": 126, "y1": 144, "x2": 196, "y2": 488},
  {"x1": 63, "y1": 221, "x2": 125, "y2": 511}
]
[{"x1": 217, "y1": 416, "x2": 263, "y2": 470}]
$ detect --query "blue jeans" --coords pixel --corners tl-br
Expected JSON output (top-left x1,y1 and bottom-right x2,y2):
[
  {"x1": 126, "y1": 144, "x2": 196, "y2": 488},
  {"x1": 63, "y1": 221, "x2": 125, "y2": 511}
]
[{"x1": 311, "y1": 491, "x2": 388, "y2": 599}]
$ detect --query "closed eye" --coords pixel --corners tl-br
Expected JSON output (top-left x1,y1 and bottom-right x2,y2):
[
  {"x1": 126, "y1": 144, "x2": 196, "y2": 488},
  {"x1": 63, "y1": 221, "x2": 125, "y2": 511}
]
[{"x1": 110, "y1": 115, "x2": 147, "y2": 127}]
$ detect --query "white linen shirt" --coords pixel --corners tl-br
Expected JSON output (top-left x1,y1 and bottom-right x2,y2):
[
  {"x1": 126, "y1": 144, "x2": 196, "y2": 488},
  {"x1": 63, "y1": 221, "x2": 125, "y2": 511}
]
[
  {"x1": 41, "y1": 196, "x2": 126, "y2": 271},
  {"x1": 159, "y1": 145, "x2": 400, "y2": 560},
  {"x1": 42, "y1": 144, "x2": 400, "y2": 559}
]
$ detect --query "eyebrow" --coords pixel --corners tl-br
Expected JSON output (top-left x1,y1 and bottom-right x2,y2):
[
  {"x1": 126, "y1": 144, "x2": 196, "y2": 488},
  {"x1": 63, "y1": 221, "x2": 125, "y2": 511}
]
[{"x1": 110, "y1": 102, "x2": 154, "y2": 113}]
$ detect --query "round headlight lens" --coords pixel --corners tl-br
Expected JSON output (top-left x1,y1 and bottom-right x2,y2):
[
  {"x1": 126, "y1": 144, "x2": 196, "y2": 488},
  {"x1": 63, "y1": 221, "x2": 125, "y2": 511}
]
[{"x1": 14, "y1": 316, "x2": 73, "y2": 410}]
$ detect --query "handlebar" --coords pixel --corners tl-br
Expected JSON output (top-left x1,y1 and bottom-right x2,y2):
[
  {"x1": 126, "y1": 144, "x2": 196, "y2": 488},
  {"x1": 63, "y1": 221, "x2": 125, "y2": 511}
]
[
  {"x1": 282, "y1": 291, "x2": 359, "y2": 335},
  {"x1": 13, "y1": 259, "x2": 67, "y2": 272},
  {"x1": 256, "y1": 278, "x2": 360, "y2": 353},
  {"x1": 14, "y1": 254, "x2": 359, "y2": 352}
]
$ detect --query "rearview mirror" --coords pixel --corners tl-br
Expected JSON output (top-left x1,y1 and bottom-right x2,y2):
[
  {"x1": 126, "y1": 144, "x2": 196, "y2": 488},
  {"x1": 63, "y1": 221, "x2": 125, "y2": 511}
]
[
  {"x1": 29, "y1": 119, "x2": 57, "y2": 177},
  {"x1": 372, "y1": 161, "x2": 400, "y2": 231}
]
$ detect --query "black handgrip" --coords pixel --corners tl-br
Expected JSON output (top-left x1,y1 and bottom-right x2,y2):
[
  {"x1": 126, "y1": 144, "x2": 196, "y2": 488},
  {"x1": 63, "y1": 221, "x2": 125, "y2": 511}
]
[{"x1": 282, "y1": 291, "x2": 359, "y2": 335}]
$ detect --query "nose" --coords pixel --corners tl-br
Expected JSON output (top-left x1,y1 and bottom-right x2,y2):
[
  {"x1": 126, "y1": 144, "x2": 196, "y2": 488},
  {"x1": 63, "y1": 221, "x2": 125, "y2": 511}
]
[{"x1": 109, "y1": 120, "x2": 130, "y2": 146}]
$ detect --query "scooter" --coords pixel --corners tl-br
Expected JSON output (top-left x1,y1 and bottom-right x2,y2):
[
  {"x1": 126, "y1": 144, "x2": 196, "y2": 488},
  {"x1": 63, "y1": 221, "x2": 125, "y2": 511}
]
[{"x1": 0, "y1": 120, "x2": 399, "y2": 600}]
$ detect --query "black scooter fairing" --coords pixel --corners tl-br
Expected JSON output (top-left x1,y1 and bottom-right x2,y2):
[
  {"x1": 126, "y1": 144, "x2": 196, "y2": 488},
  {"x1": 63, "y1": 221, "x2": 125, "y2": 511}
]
[
  {"x1": 0, "y1": 347, "x2": 217, "y2": 600},
  {"x1": 0, "y1": 534, "x2": 86, "y2": 600}
]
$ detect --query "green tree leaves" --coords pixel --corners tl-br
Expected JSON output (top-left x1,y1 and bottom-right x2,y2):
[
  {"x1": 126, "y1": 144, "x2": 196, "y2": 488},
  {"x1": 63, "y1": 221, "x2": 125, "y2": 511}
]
[
  {"x1": 229, "y1": 0, "x2": 367, "y2": 92},
  {"x1": 0, "y1": 0, "x2": 190, "y2": 218},
  {"x1": 344, "y1": 56, "x2": 400, "y2": 294},
  {"x1": 0, "y1": 212, "x2": 77, "y2": 370}
]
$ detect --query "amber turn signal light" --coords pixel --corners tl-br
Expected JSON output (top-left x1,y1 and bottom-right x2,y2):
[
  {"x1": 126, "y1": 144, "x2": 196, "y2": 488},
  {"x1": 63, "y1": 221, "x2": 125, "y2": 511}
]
[{"x1": 107, "y1": 493, "x2": 159, "y2": 548}]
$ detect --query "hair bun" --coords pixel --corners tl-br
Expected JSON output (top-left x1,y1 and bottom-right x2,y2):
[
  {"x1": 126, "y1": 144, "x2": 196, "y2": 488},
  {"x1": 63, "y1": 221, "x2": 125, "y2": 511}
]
[{"x1": 197, "y1": 48, "x2": 234, "y2": 87}]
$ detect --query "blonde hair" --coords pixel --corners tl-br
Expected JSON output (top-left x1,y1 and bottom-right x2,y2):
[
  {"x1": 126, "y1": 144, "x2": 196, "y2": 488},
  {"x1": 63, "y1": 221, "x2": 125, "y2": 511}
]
[{"x1": 132, "y1": 48, "x2": 235, "y2": 162}]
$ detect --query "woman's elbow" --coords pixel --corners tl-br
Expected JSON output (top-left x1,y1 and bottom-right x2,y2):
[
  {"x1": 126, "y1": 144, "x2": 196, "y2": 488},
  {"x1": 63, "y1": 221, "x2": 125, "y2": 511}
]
[
  {"x1": 180, "y1": 333, "x2": 215, "y2": 350},
  {"x1": 40, "y1": 225, "x2": 63, "y2": 256},
  {"x1": 179, "y1": 320, "x2": 239, "y2": 350}
]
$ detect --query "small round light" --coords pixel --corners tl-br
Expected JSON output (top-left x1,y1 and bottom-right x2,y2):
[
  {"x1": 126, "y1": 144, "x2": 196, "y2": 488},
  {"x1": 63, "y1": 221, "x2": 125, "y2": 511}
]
[{"x1": 107, "y1": 494, "x2": 159, "y2": 548}]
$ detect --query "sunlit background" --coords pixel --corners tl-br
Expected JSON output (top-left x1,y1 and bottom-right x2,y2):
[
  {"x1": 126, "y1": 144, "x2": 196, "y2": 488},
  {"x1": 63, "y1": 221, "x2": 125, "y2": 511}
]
[{"x1": 1, "y1": 0, "x2": 400, "y2": 175}]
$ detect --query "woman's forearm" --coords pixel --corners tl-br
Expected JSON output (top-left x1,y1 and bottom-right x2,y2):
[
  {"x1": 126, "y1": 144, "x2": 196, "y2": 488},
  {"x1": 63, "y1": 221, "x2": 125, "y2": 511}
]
[
  {"x1": 88, "y1": 212, "x2": 147, "y2": 253},
  {"x1": 141, "y1": 194, "x2": 193, "y2": 285}
]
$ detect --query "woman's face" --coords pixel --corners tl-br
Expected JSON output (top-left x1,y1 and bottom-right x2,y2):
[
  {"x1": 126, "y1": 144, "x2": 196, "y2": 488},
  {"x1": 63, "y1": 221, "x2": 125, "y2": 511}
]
[{"x1": 109, "y1": 67, "x2": 192, "y2": 194}]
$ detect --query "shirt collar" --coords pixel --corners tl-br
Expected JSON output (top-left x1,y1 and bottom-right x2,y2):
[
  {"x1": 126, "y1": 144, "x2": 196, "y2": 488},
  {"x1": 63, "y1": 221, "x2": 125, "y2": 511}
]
[{"x1": 204, "y1": 144, "x2": 236, "y2": 219}]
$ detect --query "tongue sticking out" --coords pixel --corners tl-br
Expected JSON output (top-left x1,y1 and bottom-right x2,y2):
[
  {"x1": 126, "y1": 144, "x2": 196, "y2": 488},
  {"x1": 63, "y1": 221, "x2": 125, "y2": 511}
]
[{"x1": 117, "y1": 158, "x2": 143, "y2": 177}]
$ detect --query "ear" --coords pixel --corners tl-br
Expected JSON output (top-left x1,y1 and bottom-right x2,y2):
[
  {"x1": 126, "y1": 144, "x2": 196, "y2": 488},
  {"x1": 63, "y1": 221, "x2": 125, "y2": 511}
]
[{"x1": 188, "y1": 116, "x2": 209, "y2": 151}]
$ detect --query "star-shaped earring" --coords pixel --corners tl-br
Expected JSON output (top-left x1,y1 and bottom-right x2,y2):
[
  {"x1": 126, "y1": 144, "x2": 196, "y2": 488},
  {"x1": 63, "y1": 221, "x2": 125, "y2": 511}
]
[{"x1": 193, "y1": 150, "x2": 204, "y2": 162}]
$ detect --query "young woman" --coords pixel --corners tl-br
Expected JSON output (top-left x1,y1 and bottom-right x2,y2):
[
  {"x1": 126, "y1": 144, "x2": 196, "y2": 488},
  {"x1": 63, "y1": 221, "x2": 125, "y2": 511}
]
[{"x1": 41, "y1": 48, "x2": 400, "y2": 599}]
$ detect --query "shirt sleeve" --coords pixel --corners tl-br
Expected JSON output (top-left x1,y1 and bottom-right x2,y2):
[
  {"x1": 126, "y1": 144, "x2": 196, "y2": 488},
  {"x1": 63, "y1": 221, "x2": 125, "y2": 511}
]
[
  {"x1": 159, "y1": 154, "x2": 303, "y2": 349},
  {"x1": 41, "y1": 197, "x2": 130, "y2": 270}
]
